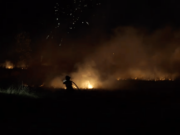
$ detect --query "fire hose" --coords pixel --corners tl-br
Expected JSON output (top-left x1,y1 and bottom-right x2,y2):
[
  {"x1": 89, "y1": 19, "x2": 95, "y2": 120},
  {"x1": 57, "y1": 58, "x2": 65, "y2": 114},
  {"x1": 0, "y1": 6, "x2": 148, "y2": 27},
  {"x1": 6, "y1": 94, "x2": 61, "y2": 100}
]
[
  {"x1": 63, "y1": 80, "x2": 79, "y2": 90},
  {"x1": 72, "y1": 81, "x2": 79, "y2": 90}
]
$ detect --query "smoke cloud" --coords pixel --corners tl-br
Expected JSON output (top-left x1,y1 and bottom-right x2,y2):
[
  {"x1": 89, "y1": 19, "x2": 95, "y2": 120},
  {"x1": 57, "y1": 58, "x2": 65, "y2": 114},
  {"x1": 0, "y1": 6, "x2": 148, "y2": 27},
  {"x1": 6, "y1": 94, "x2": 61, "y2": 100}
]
[
  {"x1": 3, "y1": 26, "x2": 180, "y2": 89},
  {"x1": 50, "y1": 26, "x2": 180, "y2": 89}
]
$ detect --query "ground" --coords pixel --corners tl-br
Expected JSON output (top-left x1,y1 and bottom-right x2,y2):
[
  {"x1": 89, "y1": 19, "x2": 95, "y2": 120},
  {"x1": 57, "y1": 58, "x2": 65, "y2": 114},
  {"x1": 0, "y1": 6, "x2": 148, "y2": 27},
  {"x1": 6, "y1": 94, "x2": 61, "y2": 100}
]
[{"x1": 0, "y1": 85, "x2": 180, "y2": 134}]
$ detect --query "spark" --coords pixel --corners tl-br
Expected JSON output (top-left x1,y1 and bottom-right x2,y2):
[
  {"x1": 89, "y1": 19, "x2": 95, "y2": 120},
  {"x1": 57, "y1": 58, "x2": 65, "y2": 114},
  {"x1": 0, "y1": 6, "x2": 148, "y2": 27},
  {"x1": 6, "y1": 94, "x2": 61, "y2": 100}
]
[{"x1": 50, "y1": 1, "x2": 103, "y2": 45}]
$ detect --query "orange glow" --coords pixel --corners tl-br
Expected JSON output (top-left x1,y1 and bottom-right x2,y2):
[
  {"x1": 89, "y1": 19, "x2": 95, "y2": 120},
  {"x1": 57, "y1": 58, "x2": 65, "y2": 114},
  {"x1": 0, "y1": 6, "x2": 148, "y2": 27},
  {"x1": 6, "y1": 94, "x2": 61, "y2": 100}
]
[
  {"x1": 7, "y1": 66, "x2": 13, "y2": 69},
  {"x1": 4, "y1": 61, "x2": 14, "y2": 69},
  {"x1": 40, "y1": 83, "x2": 44, "y2": 87},
  {"x1": 72, "y1": 84, "x2": 77, "y2": 89},
  {"x1": 88, "y1": 81, "x2": 93, "y2": 89},
  {"x1": 116, "y1": 77, "x2": 173, "y2": 81}
]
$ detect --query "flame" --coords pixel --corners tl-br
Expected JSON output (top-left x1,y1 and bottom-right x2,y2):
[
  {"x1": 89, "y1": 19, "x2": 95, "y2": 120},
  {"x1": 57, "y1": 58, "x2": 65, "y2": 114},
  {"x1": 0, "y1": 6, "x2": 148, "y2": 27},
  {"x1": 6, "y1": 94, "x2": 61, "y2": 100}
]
[
  {"x1": 4, "y1": 61, "x2": 14, "y2": 69},
  {"x1": 7, "y1": 66, "x2": 13, "y2": 69},
  {"x1": 87, "y1": 81, "x2": 93, "y2": 89}
]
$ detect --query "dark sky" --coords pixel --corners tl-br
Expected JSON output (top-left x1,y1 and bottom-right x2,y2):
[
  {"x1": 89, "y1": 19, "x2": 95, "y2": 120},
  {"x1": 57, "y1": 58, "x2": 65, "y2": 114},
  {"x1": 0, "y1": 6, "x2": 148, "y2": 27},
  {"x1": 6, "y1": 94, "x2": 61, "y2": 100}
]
[
  {"x1": 2, "y1": 0, "x2": 180, "y2": 34},
  {"x1": 1, "y1": 0, "x2": 180, "y2": 59}
]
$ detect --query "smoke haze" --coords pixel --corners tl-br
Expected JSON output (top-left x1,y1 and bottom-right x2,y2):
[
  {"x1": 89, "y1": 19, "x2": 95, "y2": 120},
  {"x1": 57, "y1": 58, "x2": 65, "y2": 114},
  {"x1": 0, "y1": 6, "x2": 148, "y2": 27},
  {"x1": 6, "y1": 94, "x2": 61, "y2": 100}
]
[
  {"x1": 2, "y1": 26, "x2": 180, "y2": 89},
  {"x1": 48, "y1": 26, "x2": 180, "y2": 89}
]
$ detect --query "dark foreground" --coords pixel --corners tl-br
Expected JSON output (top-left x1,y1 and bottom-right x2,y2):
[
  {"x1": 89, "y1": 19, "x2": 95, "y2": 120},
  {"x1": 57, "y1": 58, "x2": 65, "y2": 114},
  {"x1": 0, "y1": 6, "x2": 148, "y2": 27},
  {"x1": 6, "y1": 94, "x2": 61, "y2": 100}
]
[{"x1": 1, "y1": 87, "x2": 180, "y2": 134}]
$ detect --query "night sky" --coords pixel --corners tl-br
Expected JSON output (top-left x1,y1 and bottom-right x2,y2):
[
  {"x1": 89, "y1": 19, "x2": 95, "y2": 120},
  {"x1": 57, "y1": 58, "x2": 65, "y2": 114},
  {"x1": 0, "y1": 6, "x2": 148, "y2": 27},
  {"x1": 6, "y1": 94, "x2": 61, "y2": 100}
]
[
  {"x1": 1, "y1": 0, "x2": 180, "y2": 54},
  {"x1": 2, "y1": 0, "x2": 180, "y2": 40}
]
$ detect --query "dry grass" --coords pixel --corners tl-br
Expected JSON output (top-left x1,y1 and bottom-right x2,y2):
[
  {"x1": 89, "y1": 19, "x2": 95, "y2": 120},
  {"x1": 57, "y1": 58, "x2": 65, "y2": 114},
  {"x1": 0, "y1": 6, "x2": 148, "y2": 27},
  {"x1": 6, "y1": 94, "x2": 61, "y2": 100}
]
[{"x1": 0, "y1": 85, "x2": 38, "y2": 98}]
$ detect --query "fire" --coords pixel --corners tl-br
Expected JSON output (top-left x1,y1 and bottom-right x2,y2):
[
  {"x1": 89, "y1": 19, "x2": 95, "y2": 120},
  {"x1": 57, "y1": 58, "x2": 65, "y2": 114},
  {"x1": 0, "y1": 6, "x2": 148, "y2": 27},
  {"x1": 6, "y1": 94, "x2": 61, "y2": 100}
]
[
  {"x1": 7, "y1": 66, "x2": 13, "y2": 69},
  {"x1": 4, "y1": 61, "x2": 14, "y2": 69},
  {"x1": 87, "y1": 81, "x2": 93, "y2": 89},
  {"x1": 116, "y1": 77, "x2": 173, "y2": 81}
]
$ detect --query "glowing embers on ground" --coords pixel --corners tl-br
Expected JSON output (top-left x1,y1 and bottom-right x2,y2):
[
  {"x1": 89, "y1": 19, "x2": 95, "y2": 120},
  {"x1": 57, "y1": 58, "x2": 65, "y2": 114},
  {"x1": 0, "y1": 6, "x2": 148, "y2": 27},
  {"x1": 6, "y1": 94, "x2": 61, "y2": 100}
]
[
  {"x1": 0, "y1": 61, "x2": 28, "y2": 70},
  {"x1": 116, "y1": 77, "x2": 174, "y2": 81}
]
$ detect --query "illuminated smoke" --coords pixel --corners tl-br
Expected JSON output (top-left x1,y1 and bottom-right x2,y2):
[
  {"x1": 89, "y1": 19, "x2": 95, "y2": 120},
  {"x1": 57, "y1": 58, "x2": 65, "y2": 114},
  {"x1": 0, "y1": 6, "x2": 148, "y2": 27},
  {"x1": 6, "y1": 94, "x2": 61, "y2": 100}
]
[
  {"x1": 14, "y1": 26, "x2": 180, "y2": 89},
  {"x1": 49, "y1": 77, "x2": 63, "y2": 89},
  {"x1": 16, "y1": 61, "x2": 28, "y2": 69},
  {"x1": 2, "y1": 61, "x2": 14, "y2": 69},
  {"x1": 70, "y1": 60, "x2": 102, "y2": 89},
  {"x1": 56, "y1": 26, "x2": 180, "y2": 89},
  {"x1": 0, "y1": 61, "x2": 27, "y2": 69},
  {"x1": 49, "y1": 61, "x2": 101, "y2": 89}
]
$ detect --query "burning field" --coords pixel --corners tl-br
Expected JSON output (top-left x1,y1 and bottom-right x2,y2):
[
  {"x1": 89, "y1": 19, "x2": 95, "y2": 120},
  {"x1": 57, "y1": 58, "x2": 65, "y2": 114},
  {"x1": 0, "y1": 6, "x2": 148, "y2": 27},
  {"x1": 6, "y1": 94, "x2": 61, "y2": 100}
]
[
  {"x1": 1, "y1": 26, "x2": 180, "y2": 90},
  {"x1": 2, "y1": 1, "x2": 180, "y2": 133},
  {"x1": 1, "y1": 27, "x2": 180, "y2": 134}
]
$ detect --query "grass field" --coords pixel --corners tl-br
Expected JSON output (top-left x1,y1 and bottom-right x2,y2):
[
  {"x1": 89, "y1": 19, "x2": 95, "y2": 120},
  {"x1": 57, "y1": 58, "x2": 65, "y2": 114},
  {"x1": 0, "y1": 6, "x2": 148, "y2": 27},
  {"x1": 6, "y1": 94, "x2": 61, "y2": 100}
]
[{"x1": 0, "y1": 81, "x2": 180, "y2": 134}]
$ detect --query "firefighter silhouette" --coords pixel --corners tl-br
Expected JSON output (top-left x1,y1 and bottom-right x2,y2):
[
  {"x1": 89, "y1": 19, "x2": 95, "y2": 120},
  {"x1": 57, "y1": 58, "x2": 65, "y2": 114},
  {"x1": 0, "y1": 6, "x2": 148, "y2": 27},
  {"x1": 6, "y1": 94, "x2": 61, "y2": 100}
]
[{"x1": 63, "y1": 76, "x2": 79, "y2": 90}]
